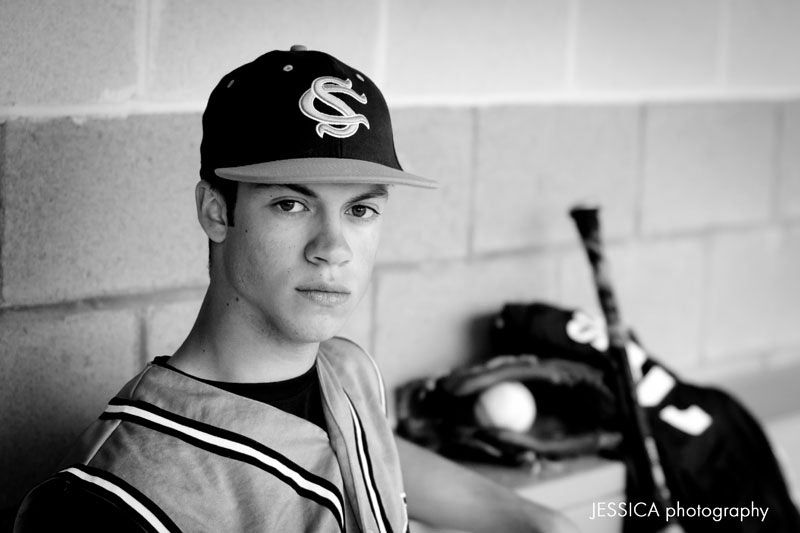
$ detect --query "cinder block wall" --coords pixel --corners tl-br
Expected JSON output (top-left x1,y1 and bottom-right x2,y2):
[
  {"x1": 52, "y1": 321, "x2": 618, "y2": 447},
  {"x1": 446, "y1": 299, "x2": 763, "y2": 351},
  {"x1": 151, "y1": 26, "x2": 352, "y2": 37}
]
[{"x1": 3, "y1": 0, "x2": 800, "y2": 510}]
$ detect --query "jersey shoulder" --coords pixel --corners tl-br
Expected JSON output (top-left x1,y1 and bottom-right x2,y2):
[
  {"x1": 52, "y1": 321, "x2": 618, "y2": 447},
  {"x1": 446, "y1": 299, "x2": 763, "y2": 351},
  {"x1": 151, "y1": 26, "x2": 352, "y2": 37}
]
[
  {"x1": 14, "y1": 475, "x2": 148, "y2": 532},
  {"x1": 320, "y1": 336, "x2": 387, "y2": 416}
]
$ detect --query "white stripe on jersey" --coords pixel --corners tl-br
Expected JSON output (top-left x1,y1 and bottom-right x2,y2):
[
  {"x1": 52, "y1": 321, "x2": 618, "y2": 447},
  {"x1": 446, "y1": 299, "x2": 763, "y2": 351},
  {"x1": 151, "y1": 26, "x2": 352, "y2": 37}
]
[
  {"x1": 345, "y1": 395, "x2": 389, "y2": 533},
  {"x1": 104, "y1": 402, "x2": 345, "y2": 527},
  {"x1": 61, "y1": 466, "x2": 173, "y2": 533}
]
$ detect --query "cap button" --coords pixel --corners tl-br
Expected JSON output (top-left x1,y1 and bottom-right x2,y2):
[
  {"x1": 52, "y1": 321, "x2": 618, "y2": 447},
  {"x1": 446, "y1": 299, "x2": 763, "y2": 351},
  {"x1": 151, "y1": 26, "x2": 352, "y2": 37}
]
[{"x1": 290, "y1": 44, "x2": 307, "y2": 52}]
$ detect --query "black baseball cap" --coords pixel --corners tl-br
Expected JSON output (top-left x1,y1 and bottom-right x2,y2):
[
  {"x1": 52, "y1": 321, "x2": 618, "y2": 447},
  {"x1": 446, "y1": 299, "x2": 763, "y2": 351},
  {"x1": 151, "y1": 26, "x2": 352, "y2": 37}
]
[{"x1": 200, "y1": 45, "x2": 438, "y2": 189}]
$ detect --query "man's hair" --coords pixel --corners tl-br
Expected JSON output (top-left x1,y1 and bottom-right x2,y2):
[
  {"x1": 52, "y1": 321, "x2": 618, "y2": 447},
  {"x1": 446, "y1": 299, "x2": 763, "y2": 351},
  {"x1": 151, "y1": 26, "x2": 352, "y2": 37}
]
[{"x1": 201, "y1": 170, "x2": 238, "y2": 226}]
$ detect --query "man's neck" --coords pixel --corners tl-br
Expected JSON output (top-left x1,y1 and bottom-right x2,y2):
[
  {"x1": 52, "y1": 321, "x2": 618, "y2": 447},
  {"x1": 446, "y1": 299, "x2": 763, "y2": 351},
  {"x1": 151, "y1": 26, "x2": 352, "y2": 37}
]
[{"x1": 169, "y1": 293, "x2": 320, "y2": 384}]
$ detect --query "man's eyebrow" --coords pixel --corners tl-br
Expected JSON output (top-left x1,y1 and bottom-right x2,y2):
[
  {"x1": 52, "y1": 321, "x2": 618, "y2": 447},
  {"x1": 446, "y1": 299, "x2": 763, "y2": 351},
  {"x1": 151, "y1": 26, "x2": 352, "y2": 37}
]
[
  {"x1": 284, "y1": 184, "x2": 318, "y2": 197},
  {"x1": 349, "y1": 185, "x2": 389, "y2": 203},
  {"x1": 253, "y1": 183, "x2": 317, "y2": 198},
  {"x1": 252, "y1": 183, "x2": 388, "y2": 202}
]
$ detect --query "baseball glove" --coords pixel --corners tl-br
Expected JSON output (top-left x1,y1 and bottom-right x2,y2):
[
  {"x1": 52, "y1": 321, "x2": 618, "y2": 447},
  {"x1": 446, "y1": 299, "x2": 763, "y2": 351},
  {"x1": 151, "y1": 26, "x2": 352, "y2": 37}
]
[
  {"x1": 395, "y1": 354, "x2": 623, "y2": 467},
  {"x1": 491, "y1": 302, "x2": 614, "y2": 372}
]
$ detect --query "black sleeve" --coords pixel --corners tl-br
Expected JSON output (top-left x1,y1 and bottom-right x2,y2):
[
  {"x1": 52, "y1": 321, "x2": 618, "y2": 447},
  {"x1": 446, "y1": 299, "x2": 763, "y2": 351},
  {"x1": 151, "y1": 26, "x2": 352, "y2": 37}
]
[{"x1": 14, "y1": 476, "x2": 151, "y2": 533}]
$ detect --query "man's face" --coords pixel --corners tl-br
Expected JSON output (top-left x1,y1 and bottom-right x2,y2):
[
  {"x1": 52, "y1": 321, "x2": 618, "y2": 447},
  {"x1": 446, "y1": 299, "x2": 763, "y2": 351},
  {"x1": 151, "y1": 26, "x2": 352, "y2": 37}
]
[{"x1": 218, "y1": 182, "x2": 388, "y2": 344}]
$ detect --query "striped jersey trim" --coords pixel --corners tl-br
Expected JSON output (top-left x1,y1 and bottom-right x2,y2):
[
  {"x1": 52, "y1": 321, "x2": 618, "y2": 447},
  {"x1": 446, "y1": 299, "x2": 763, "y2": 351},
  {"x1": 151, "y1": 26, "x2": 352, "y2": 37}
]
[
  {"x1": 401, "y1": 492, "x2": 410, "y2": 533},
  {"x1": 57, "y1": 464, "x2": 182, "y2": 533},
  {"x1": 344, "y1": 393, "x2": 395, "y2": 533},
  {"x1": 101, "y1": 397, "x2": 345, "y2": 531}
]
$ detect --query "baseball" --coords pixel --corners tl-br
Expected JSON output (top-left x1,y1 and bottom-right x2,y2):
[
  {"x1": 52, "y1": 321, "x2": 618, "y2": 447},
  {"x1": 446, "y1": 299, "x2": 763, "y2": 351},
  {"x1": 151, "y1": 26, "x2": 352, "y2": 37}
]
[{"x1": 473, "y1": 381, "x2": 537, "y2": 433}]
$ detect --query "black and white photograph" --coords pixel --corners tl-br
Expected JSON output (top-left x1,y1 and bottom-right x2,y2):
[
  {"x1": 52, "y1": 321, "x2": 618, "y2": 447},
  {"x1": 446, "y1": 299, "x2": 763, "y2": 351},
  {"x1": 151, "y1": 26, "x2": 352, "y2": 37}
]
[{"x1": 2, "y1": 1, "x2": 800, "y2": 532}]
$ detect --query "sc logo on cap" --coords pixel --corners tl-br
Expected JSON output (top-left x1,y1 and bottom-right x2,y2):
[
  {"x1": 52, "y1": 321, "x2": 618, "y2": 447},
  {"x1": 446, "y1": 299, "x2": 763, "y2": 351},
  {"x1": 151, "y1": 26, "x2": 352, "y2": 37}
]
[{"x1": 299, "y1": 76, "x2": 370, "y2": 139}]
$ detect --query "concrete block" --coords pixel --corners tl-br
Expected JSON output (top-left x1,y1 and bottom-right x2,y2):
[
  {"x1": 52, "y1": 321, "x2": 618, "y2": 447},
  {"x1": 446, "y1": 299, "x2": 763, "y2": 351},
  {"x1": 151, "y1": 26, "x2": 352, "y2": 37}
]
[
  {"x1": 642, "y1": 103, "x2": 775, "y2": 235},
  {"x1": 385, "y1": 0, "x2": 568, "y2": 97},
  {"x1": 719, "y1": 360, "x2": 800, "y2": 422},
  {"x1": 688, "y1": 357, "x2": 763, "y2": 389},
  {"x1": 377, "y1": 107, "x2": 473, "y2": 263},
  {"x1": 474, "y1": 104, "x2": 639, "y2": 253},
  {"x1": 574, "y1": 0, "x2": 718, "y2": 90},
  {"x1": 558, "y1": 237, "x2": 706, "y2": 368},
  {"x1": 728, "y1": 0, "x2": 800, "y2": 88},
  {"x1": 0, "y1": 0, "x2": 138, "y2": 106},
  {"x1": 2, "y1": 114, "x2": 209, "y2": 305},
  {"x1": 373, "y1": 254, "x2": 560, "y2": 400},
  {"x1": 765, "y1": 413, "x2": 800, "y2": 505},
  {"x1": 779, "y1": 102, "x2": 800, "y2": 219},
  {"x1": 0, "y1": 307, "x2": 139, "y2": 508},
  {"x1": 765, "y1": 345, "x2": 800, "y2": 371},
  {"x1": 149, "y1": 0, "x2": 380, "y2": 101},
  {"x1": 705, "y1": 227, "x2": 800, "y2": 360},
  {"x1": 145, "y1": 297, "x2": 204, "y2": 361}
]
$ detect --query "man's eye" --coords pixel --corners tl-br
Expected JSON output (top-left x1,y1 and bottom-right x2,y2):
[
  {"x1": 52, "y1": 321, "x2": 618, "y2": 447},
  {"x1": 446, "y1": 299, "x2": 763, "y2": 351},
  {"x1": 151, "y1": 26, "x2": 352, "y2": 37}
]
[
  {"x1": 349, "y1": 205, "x2": 378, "y2": 219},
  {"x1": 276, "y1": 200, "x2": 305, "y2": 213}
]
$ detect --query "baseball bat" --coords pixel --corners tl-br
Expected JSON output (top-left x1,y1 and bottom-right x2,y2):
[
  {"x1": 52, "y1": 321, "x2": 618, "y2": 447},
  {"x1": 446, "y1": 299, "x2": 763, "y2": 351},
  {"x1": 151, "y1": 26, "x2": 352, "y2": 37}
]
[{"x1": 570, "y1": 205, "x2": 684, "y2": 533}]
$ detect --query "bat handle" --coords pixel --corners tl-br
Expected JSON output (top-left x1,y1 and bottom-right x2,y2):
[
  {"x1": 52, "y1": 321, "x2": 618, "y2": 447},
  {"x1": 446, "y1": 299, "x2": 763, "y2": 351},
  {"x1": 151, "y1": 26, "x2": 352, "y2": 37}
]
[{"x1": 569, "y1": 205, "x2": 626, "y2": 339}]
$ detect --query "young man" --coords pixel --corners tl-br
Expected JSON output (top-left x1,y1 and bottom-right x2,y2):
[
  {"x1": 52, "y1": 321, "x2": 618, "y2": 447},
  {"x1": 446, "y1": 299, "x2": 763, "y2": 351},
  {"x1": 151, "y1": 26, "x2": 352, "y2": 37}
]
[{"x1": 15, "y1": 46, "x2": 577, "y2": 532}]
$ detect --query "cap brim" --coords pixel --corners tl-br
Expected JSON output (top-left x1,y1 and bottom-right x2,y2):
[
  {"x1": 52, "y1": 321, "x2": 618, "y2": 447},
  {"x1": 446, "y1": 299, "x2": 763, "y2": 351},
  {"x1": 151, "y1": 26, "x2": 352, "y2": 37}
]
[{"x1": 215, "y1": 158, "x2": 439, "y2": 189}]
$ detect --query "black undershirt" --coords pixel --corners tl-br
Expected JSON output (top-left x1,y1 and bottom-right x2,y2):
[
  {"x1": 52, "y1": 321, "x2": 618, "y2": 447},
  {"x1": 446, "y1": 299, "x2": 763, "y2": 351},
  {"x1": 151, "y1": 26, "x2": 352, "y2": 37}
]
[{"x1": 153, "y1": 356, "x2": 328, "y2": 433}]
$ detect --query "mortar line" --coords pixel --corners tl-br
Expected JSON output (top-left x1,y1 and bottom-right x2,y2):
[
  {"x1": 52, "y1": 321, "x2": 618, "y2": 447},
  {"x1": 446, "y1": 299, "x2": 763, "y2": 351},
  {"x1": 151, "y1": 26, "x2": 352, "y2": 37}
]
[
  {"x1": 771, "y1": 103, "x2": 785, "y2": 223},
  {"x1": 135, "y1": 0, "x2": 150, "y2": 98},
  {"x1": 633, "y1": 104, "x2": 648, "y2": 238},
  {"x1": 715, "y1": 0, "x2": 732, "y2": 89},
  {"x1": 0, "y1": 123, "x2": 5, "y2": 307},
  {"x1": 5, "y1": 92, "x2": 800, "y2": 121},
  {"x1": 374, "y1": 0, "x2": 390, "y2": 87},
  {"x1": 0, "y1": 285, "x2": 207, "y2": 317},
  {"x1": 697, "y1": 228, "x2": 715, "y2": 368},
  {"x1": 564, "y1": 0, "x2": 580, "y2": 92},
  {"x1": 466, "y1": 107, "x2": 479, "y2": 258},
  {"x1": 138, "y1": 308, "x2": 150, "y2": 366},
  {"x1": 369, "y1": 268, "x2": 381, "y2": 360}
]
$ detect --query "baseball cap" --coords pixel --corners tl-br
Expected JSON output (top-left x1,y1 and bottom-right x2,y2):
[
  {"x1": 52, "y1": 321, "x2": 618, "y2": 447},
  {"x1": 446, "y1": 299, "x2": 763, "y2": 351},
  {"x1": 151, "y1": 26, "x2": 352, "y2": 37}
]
[{"x1": 200, "y1": 45, "x2": 438, "y2": 189}]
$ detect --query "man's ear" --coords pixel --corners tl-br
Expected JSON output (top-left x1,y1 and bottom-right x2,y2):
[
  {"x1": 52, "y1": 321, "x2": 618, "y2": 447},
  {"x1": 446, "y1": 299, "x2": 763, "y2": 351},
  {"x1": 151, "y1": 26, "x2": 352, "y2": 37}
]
[{"x1": 196, "y1": 180, "x2": 229, "y2": 243}]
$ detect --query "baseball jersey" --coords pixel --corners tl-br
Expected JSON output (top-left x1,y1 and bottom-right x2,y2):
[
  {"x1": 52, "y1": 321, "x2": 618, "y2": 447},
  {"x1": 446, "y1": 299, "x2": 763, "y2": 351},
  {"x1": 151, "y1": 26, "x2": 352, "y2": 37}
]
[{"x1": 15, "y1": 337, "x2": 409, "y2": 533}]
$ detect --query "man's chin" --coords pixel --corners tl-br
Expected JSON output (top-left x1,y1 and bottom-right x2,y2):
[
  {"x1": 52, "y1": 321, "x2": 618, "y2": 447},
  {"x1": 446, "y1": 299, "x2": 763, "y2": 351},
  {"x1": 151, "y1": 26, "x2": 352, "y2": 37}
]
[
  {"x1": 283, "y1": 299, "x2": 359, "y2": 343},
  {"x1": 291, "y1": 319, "x2": 349, "y2": 344}
]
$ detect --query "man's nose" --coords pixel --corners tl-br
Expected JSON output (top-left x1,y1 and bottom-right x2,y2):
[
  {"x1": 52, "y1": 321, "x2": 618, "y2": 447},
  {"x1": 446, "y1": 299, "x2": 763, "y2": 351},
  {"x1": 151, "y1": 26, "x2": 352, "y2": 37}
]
[{"x1": 304, "y1": 215, "x2": 353, "y2": 266}]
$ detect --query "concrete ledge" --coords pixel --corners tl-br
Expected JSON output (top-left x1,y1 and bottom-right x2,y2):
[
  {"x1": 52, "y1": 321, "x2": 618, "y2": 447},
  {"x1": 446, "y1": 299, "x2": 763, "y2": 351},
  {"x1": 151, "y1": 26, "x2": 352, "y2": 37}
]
[
  {"x1": 410, "y1": 456, "x2": 625, "y2": 533},
  {"x1": 469, "y1": 456, "x2": 626, "y2": 532}
]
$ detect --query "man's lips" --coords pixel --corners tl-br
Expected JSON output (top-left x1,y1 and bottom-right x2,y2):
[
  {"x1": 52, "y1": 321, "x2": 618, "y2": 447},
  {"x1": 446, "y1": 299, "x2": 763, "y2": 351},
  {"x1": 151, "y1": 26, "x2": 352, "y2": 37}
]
[
  {"x1": 296, "y1": 282, "x2": 351, "y2": 294},
  {"x1": 295, "y1": 283, "x2": 351, "y2": 307}
]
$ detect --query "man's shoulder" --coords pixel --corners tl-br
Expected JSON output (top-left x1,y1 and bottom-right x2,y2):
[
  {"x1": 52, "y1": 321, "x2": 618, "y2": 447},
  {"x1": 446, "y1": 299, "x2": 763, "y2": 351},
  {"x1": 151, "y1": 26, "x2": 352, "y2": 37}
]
[
  {"x1": 320, "y1": 335, "x2": 366, "y2": 356},
  {"x1": 50, "y1": 366, "x2": 155, "y2": 466},
  {"x1": 319, "y1": 336, "x2": 375, "y2": 374},
  {"x1": 14, "y1": 472, "x2": 149, "y2": 532},
  {"x1": 320, "y1": 336, "x2": 387, "y2": 414}
]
